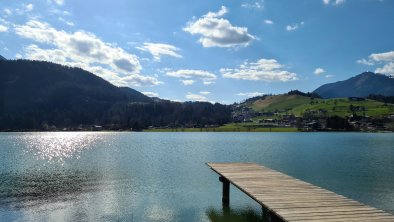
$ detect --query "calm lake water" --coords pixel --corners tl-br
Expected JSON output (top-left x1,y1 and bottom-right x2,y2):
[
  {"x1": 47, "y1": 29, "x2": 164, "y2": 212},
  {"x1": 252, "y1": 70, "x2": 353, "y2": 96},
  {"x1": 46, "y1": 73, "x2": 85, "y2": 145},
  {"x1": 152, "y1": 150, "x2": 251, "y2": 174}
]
[{"x1": 0, "y1": 132, "x2": 394, "y2": 221}]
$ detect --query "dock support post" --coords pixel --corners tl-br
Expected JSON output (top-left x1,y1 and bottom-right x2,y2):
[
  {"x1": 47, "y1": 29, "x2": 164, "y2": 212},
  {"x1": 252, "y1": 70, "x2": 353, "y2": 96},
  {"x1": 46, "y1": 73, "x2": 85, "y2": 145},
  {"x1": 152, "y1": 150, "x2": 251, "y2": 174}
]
[
  {"x1": 219, "y1": 176, "x2": 230, "y2": 204},
  {"x1": 262, "y1": 206, "x2": 283, "y2": 222}
]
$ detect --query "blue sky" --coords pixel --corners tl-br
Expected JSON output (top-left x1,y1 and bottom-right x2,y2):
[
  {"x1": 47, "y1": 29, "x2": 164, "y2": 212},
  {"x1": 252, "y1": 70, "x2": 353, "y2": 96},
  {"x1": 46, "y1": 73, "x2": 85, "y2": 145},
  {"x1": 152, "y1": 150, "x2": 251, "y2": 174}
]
[{"x1": 0, "y1": 0, "x2": 393, "y2": 103}]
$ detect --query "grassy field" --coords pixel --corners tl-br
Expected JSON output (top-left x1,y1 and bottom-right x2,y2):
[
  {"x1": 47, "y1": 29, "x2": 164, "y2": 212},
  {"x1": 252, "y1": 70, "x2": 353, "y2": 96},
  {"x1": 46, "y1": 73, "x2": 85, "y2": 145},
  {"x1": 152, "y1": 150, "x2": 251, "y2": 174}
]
[
  {"x1": 250, "y1": 94, "x2": 314, "y2": 112},
  {"x1": 291, "y1": 98, "x2": 394, "y2": 117},
  {"x1": 144, "y1": 124, "x2": 298, "y2": 132},
  {"x1": 248, "y1": 95, "x2": 394, "y2": 118}
]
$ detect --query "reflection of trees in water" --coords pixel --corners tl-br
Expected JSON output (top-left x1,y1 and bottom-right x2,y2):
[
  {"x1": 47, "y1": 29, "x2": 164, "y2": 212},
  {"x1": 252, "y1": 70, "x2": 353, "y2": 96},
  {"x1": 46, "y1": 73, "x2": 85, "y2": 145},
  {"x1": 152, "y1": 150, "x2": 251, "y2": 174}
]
[
  {"x1": 0, "y1": 170, "x2": 103, "y2": 209},
  {"x1": 206, "y1": 205, "x2": 266, "y2": 222}
]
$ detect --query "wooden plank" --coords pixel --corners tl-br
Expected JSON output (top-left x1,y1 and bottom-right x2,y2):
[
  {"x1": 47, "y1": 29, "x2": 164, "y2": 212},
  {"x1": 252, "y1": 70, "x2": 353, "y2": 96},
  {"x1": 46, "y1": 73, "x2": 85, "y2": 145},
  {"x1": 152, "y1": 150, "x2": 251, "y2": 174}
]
[{"x1": 207, "y1": 162, "x2": 394, "y2": 222}]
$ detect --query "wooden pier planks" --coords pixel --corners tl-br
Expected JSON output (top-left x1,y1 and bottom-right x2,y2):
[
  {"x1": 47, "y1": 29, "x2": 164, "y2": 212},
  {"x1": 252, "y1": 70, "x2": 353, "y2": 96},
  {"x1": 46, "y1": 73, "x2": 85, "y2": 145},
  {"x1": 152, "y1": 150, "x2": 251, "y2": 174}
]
[{"x1": 207, "y1": 162, "x2": 394, "y2": 222}]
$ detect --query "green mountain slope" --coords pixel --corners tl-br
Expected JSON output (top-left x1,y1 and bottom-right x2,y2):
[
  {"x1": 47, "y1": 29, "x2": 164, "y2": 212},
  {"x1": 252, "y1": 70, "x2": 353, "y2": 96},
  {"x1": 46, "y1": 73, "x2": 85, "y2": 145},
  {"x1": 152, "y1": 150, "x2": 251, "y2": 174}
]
[
  {"x1": 291, "y1": 98, "x2": 393, "y2": 117},
  {"x1": 244, "y1": 93, "x2": 393, "y2": 118},
  {"x1": 248, "y1": 94, "x2": 317, "y2": 112}
]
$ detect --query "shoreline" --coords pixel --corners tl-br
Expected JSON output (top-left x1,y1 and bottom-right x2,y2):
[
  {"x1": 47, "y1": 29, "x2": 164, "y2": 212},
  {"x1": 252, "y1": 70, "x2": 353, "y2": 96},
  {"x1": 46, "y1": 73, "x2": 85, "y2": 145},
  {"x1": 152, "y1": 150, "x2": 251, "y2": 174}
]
[{"x1": 0, "y1": 128, "x2": 393, "y2": 133}]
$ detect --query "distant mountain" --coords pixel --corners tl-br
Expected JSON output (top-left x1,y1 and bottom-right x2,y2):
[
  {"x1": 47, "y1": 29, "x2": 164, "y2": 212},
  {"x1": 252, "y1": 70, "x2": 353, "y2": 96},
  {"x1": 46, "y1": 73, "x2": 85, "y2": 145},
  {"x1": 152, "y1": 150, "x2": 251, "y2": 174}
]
[
  {"x1": 0, "y1": 55, "x2": 6, "y2": 61},
  {"x1": 0, "y1": 59, "x2": 231, "y2": 130},
  {"x1": 314, "y1": 72, "x2": 394, "y2": 98}
]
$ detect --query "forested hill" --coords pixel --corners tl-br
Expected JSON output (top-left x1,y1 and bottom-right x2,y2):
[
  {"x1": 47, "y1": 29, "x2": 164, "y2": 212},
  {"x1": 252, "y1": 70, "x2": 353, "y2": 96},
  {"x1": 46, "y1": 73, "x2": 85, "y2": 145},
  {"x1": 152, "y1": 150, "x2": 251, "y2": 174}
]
[{"x1": 0, "y1": 59, "x2": 231, "y2": 131}]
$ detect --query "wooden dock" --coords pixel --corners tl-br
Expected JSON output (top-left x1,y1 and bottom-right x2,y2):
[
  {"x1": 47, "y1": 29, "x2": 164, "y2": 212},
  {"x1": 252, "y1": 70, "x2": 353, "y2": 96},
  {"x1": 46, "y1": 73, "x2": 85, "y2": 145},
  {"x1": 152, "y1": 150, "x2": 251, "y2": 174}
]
[{"x1": 207, "y1": 162, "x2": 394, "y2": 222}]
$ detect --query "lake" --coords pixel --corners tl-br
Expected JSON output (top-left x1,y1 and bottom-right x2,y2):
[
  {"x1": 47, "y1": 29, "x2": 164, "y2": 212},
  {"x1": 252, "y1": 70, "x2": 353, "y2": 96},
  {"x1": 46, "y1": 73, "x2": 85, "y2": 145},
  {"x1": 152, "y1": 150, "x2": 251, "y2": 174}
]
[{"x1": 1, "y1": 132, "x2": 394, "y2": 221}]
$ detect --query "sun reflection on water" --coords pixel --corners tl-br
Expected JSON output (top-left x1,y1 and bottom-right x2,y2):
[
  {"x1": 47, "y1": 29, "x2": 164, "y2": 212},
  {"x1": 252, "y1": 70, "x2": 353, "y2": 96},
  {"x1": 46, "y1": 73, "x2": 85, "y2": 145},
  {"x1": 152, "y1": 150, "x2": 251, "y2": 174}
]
[{"x1": 21, "y1": 132, "x2": 103, "y2": 164}]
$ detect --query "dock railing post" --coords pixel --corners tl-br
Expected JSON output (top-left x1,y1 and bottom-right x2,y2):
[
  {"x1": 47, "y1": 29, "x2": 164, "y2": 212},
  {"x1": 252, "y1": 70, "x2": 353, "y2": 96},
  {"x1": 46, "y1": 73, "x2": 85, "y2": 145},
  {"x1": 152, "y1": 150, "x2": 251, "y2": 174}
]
[{"x1": 219, "y1": 176, "x2": 230, "y2": 205}]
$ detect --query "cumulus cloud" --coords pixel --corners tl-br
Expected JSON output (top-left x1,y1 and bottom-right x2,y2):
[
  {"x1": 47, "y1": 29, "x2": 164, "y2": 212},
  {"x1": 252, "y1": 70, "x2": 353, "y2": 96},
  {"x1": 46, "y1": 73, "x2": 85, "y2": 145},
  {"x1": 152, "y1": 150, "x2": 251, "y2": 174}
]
[
  {"x1": 14, "y1": 20, "x2": 161, "y2": 87},
  {"x1": 200, "y1": 91, "x2": 211, "y2": 95},
  {"x1": 264, "y1": 20, "x2": 274, "y2": 25},
  {"x1": 183, "y1": 6, "x2": 256, "y2": 48},
  {"x1": 166, "y1": 69, "x2": 217, "y2": 84},
  {"x1": 142, "y1": 92, "x2": 159, "y2": 97},
  {"x1": 369, "y1": 51, "x2": 394, "y2": 62},
  {"x1": 237, "y1": 92, "x2": 265, "y2": 97},
  {"x1": 0, "y1": 24, "x2": 8, "y2": 32},
  {"x1": 136, "y1": 43, "x2": 182, "y2": 61},
  {"x1": 186, "y1": 93, "x2": 207, "y2": 101},
  {"x1": 358, "y1": 51, "x2": 394, "y2": 75},
  {"x1": 314, "y1": 68, "x2": 325, "y2": 75},
  {"x1": 376, "y1": 62, "x2": 394, "y2": 75},
  {"x1": 286, "y1": 21, "x2": 304, "y2": 31},
  {"x1": 241, "y1": 1, "x2": 264, "y2": 9},
  {"x1": 221, "y1": 58, "x2": 298, "y2": 82}
]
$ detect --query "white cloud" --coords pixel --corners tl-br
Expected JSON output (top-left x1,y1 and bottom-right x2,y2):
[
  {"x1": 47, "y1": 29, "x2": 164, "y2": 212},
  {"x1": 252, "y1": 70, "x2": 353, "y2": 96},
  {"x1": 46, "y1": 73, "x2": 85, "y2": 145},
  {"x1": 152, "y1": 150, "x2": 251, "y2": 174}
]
[
  {"x1": 136, "y1": 43, "x2": 182, "y2": 61},
  {"x1": 142, "y1": 92, "x2": 159, "y2": 97},
  {"x1": 58, "y1": 17, "x2": 74, "y2": 26},
  {"x1": 181, "y1": 80, "x2": 195, "y2": 85},
  {"x1": 286, "y1": 21, "x2": 304, "y2": 31},
  {"x1": 314, "y1": 68, "x2": 325, "y2": 75},
  {"x1": 264, "y1": 20, "x2": 274, "y2": 25},
  {"x1": 241, "y1": 1, "x2": 264, "y2": 9},
  {"x1": 166, "y1": 69, "x2": 217, "y2": 84},
  {"x1": 376, "y1": 62, "x2": 394, "y2": 75},
  {"x1": 3, "y1": 8, "x2": 12, "y2": 16},
  {"x1": 369, "y1": 51, "x2": 394, "y2": 62},
  {"x1": 221, "y1": 58, "x2": 298, "y2": 82},
  {"x1": 323, "y1": 0, "x2": 346, "y2": 6},
  {"x1": 357, "y1": 58, "x2": 374, "y2": 66},
  {"x1": 52, "y1": 0, "x2": 65, "y2": 5},
  {"x1": 200, "y1": 91, "x2": 211, "y2": 95},
  {"x1": 14, "y1": 20, "x2": 161, "y2": 87},
  {"x1": 205, "y1": 6, "x2": 228, "y2": 18},
  {"x1": 334, "y1": 0, "x2": 346, "y2": 5},
  {"x1": 203, "y1": 80, "x2": 215, "y2": 85},
  {"x1": 237, "y1": 92, "x2": 265, "y2": 97},
  {"x1": 183, "y1": 6, "x2": 256, "y2": 48},
  {"x1": 24, "y1": 4, "x2": 34, "y2": 12},
  {"x1": 166, "y1": 69, "x2": 216, "y2": 79},
  {"x1": 50, "y1": 9, "x2": 71, "y2": 16},
  {"x1": 358, "y1": 51, "x2": 394, "y2": 75},
  {"x1": 0, "y1": 25, "x2": 8, "y2": 32},
  {"x1": 186, "y1": 93, "x2": 207, "y2": 101},
  {"x1": 10, "y1": 3, "x2": 36, "y2": 15}
]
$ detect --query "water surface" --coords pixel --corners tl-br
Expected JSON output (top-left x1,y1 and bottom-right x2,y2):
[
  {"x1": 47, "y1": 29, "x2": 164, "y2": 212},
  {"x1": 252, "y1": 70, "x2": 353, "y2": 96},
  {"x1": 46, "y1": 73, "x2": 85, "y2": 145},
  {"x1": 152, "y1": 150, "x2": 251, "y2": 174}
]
[{"x1": 1, "y1": 132, "x2": 393, "y2": 221}]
